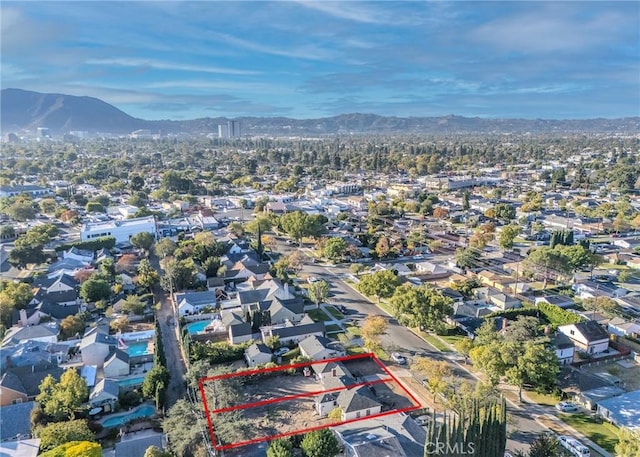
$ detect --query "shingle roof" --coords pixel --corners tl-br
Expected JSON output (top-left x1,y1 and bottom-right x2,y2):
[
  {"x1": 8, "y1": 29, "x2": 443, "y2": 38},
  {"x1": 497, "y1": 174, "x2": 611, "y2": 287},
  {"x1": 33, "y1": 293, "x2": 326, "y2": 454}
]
[
  {"x1": 574, "y1": 321, "x2": 609, "y2": 342},
  {"x1": 115, "y1": 431, "x2": 164, "y2": 457},
  {"x1": 106, "y1": 348, "x2": 130, "y2": 364},
  {"x1": 0, "y1": 401, "x2": 36, "y2": 441},
  {"x1": 9, "y1": 364, "x2": 65, "y2": 397},
  {"x1": 0, "y1": 371, "x2": 27, "y2": 395},
  {"x1": 337, "y1": 386, "x2": 380, "y2": 413},
  {"x1": 245, "y1": 343, "x2": 271, "y2": 358}
]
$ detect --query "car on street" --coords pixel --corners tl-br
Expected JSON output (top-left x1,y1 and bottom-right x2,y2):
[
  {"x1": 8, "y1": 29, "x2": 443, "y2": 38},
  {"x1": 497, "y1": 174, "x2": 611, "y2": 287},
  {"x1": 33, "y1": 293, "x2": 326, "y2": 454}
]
[
  {"x1": 273, "y1": 347, "x2": 290, "y2": 357},
  {"x1": 556, "y1": 402, "x2": 579, "y2": 412},
  {"x1": 391, "y1": 352, "x2": 407, "y2": 365}
]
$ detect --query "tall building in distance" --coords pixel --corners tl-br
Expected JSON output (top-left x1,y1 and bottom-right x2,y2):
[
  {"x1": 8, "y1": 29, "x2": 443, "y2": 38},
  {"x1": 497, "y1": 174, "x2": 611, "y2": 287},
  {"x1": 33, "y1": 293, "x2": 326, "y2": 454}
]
[{"x1": 218, "y1": 120, "x2": 241, "y2": 138}]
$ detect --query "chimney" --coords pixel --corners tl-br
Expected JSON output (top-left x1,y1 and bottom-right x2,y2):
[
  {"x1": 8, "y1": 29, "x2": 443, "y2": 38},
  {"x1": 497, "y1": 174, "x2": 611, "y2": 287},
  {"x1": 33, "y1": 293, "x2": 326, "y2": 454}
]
[
  {"x1": 544, "y1": 325, "x2": 551, "y2": 336},
  {"x1": 20, "y1": 309, "x2": 28, "y2": 327},
  {"x1": 332, "y1": 368, "x2": 337, "y2": 377},
  {"x1": 284, "y1": 282, "x2": 290, "y2": 298},
  {"x1": 501, "y1": 318, "x2": 508, "y2": 331}
]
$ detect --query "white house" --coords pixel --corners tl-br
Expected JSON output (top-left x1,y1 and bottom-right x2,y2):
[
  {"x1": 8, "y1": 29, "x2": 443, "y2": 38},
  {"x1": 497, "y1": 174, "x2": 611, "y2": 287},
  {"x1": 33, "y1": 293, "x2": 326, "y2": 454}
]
[
  {"x1": 2, "y1": 323, "x2": 59, "y2": 347},
  {"x1": 175, "y1": 291, "x2": 216, "y2": 316},
  {"x1": 80, "y1": 216, "x2": 157, "y2": 243},
  {"x1": 244, "y1": 343, "x2": 272, "y2": 367},
  {"x1": 558, "y1": 321, "x2": 610, "y2": 355},
  {"x1": 552, "y1": 333, "x2": 575, "y2": 365},
  {"x1": 607, "y1": 317, "x2": 640, "y2": 339},
  {"x1": 260, "y1": 316, "x2": 324, "y2": 345},
  {"x1": 79, "y1": 327, "x2": 117, "y2": 366},
  {"x1": 103, "y1": 349, "x2": 130, "y2": 378}
]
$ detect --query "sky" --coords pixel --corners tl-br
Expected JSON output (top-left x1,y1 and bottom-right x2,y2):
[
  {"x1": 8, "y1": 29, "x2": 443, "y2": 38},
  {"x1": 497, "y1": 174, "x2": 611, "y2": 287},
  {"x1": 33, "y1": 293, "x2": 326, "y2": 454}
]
[{"x1": 1, "y1": 1, "x2": 639, "y2": 120}]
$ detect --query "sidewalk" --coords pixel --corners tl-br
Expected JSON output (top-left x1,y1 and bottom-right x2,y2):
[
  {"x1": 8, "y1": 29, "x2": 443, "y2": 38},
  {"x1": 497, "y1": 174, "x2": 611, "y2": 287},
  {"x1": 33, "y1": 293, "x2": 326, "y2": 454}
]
[
  {"x1": 319, "y1": 303, "x2": 346, "y2": 331},
  {"x1": 534, "y1": 414, "x2": 612, "y2": 457}
]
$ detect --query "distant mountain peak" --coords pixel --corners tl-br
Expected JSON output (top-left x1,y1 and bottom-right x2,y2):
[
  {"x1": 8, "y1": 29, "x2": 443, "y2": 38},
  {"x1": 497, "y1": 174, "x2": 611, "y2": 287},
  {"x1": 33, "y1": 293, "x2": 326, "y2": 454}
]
[{"x1": 1, "y1": 88, "x2": 638, "y2": 136}]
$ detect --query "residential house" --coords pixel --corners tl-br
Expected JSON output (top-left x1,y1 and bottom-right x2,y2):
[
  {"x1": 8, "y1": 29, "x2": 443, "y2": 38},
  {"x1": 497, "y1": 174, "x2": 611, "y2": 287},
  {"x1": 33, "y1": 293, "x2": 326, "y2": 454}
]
[
  {"x1": 299, "y1": 335, "x2": 346, "y2": 361},
  {"x1": 260, "y1": 316, "x2": 324, "y2": 345},
  {"x1": 0, "y1": 340, "x2": 68, "y2": 372},
  {"x1": 244, "y1": 343, "x2": 272, "y2": 367},
  {"x1": 0, "y1": 372, "x2": 28, "y2": 406},
  {"x1": 79, "y1": 327, "x2": 117, "y2": 366},
  {"x1": 89, "y1": 378, "x2": 119, "y2": 412},
  {"x1": 552, "y1": 332, "x2": 575, "y2": 365},
  {"x1": 607, "y1": 317, "x2": 640, "y2": 338},
  {"x1": 597, "y1": 389, "x2": 640, "y2": 429},
  {"x1": 0, "y1": 439, "x2": 41, "y2": 457},
  {"x1": 535, "y1": 295, "x2": 576, "y2": 309},
  {"x1": 2, "y1": 323, "x2": 59, "y2": 347},
  {"x1": 334, "y1": 386, "x2": 382, "y2": 421},
  {"x1": 573, "y1": 280, "x2": 628, "y2": 299},
  {"x1": 63, "y1": 247, "x2": 94, "y2": 264},
  {"x1": 0, "y1": 401, "x2": 36, "y2": 441},
  {"x1": 175, "y1": 291, "x2": 216, "y2": 316},
  {"x1": 414, "y1": 261, "x2": 450, "y2": 280},
  {"x1": 225, "y1": 262, "x2": 272, "y2": 283},
  {"x1": 579, "y1": 386, "x2": 626, "y2": 411},
  {"x1": 103, "y1": 349, "x2": 130, "y2": 378},
  {"x1": 221, "y1": 310, "x2": 254, "y2": 345},
  {"x1": 115, "y1": 430, "x2": 166, "y2": 457},
  {"x1": 265, "y1": 297, "x2": 305, "y2": 324},
  {"x1": 558, "y1": 321, "x2": 610, "y2": 355}
]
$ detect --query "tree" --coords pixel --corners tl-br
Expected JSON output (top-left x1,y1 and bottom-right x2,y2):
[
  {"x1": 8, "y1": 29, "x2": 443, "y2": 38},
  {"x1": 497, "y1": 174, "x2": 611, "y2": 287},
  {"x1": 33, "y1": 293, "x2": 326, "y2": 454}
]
[
  {"x1": 300, "y1": 428, "x2": 340, "y2": 457},
  {"x1": 245, "y1": 215, "x2": 273, "y2": 234},
  {"x1": 413, "y1": 358, "x2": 452, "y2": 402},
  {"x1": 0, "y1": 280, "x2": 34, "y2": 327},
  {"x1": 163, "y1": 399, "x2": 206, "y2": 457},
  {"x1": 323, "y1": 237, "x2": 347, "y2": 262},
  {"x1": 279, "y1": 211, "x2": 326, "y2": 243},
  {"x1": 154, "y1": 238, "x2": 177, "y2": 258},
  {"x1": 616, "y1": 427, "x2": 640, "y2": 457},
  {"x1": 469, "y1": 342, "x2": 506, "y2": 386},
  {"x1": 494, "y1": 203, "x2": 516, "y2": 221},
  {"x1": 36, "y1": 369, "x2": 88, "y2": 421},
  {"x1": 362, "y1": 315, "x2": 387, "y2": 352},
  {"x1": 39, "y1": 441, "x2": 101, "y2": 457},
  {"x1": 60, "y1": 315, "x2": 85, "y2": 340},
  {"x1": 433, "y1": 207, "x2": 449, "y2": 219},
  {"x1": 308, "y1": 279, "x2": 329, "y2": 308},
  {"x1": 160, "y1": 258, "x2": 195, "y2": 292},
  {"x1": 455, "y1": 247, "x2": 478, "y2": 269},
  {"x1": 389, "y1": 284, "x2": 453, "y2": 332},
  {"x1": 5, "y1": 202, "x2": 36, "y2": 221},
  {"x1": 80, "y1": 278, "x2": 111, "y2": 302},
  {"x1": 375, "y1": 236, "x2": 391, "y2": 258},
  {"x1": 136, "y1": 258, "x2": 160, "y2": 290},
  {"x1": 356, "y1": 270, "x2": 400, "y2": 302},
  {"x1": 85, "y1": 201, "x2": 104, "y2": 213},
  {"x1": 524, "y1": 433, "x2": 559, "y2": 457},
  {"x1": 142, "y1": 365, "x2": 170, "y2": 399},
  {"x1": 228, "y1": 221, "x2": 245, "y2": 236},
  {"x1": 35, "y1": 420, "x2": 95, "y2": 452},
  {"x1": 131, "y1": 231, "x2": 155, "y2": 252},
  {"x1": 121, "y1": 294, "x2": 146, "y2": 315},
  {"x1": 349, "y1": 263, "x2": 365, "y2": 277},
  {"x1": 110, "y1": 315, "x2": 129, "y2": 332},
  {"x1": 582, "y1": 296, "x2": 620, "y2": 317},
  {"x1": 9, "y1": 244, "x2": 47, "y2": 267},
  {"x1": 499, "y1": 224, "x2": 520, "y2": 250},
  {"x1": 455, "y1": 338, "x2": 474, "y2": 362},
  {"x1": 502, "y1": 316, "x2": 540, "y2": 343},
  {"x1": 267, "y1": 438, "x2": 294, "y2": 457},
  {"x1": 524, "y1": 247, "x2": 571, "y2": 288}
]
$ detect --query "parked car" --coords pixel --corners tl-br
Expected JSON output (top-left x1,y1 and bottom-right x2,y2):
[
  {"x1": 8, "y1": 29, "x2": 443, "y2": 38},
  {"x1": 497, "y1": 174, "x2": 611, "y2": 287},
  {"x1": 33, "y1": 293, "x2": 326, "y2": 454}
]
[
  {"x1": 556, "y1": 402, "x2": 579, "y2": 412},
  {"x1": 391, "y1": 352, "x2": 407, "y2": 365},
  {"x1": 335, "y1": 305, "x2": 348, "y2": 314},
  {"x1": 273, "y1": 347, "x2": 290, "y2": 357}
]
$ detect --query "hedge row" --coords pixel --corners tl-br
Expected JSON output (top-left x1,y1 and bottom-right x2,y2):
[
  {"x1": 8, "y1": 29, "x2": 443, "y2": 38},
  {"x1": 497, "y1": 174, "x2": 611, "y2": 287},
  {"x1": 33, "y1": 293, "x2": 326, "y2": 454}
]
[
  {"x1": 486, "y1": 302, "x2": 582, "y2": 327},
  {"x1": 55, "y1": 236, "x2": 116, "y2": 252}
]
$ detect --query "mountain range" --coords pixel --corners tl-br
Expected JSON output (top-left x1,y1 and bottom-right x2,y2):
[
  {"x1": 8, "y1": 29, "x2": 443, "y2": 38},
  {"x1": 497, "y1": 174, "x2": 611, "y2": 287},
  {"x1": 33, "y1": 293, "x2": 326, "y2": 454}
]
[{"x1": 1, "y1": 88, "x2": 638, "y2": 136}]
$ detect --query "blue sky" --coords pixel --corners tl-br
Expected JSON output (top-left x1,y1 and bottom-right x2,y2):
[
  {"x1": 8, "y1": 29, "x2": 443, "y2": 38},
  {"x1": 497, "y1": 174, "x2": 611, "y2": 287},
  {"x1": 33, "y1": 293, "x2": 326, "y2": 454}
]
[{"x1": 2, "y1": 1, "x2": 639, "y2": 120}]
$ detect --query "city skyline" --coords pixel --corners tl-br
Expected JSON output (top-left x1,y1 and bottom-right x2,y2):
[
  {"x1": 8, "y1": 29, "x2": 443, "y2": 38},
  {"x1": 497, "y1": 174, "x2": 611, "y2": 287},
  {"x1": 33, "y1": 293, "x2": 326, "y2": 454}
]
[{"x1": 2, "y1": 1, "x2": 639, "y2": 120}]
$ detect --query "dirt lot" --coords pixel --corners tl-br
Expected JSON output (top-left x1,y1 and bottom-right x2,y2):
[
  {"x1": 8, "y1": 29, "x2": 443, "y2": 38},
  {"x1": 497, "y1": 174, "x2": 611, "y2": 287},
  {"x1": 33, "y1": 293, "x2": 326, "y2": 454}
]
[
  {"x1": 580, "y1": 357, "x2": 640, "y2": 391},
  {"x1": 202, "y1": 358, "x2": 418, "y2": 448}
]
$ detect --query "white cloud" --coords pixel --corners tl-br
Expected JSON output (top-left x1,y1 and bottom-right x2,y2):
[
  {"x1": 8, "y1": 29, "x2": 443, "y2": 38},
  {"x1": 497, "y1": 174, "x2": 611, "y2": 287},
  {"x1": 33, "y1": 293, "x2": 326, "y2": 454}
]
[
  {"x1": 209, "y1": 32, "x2": 337, "y2": 61},
  {"x1": 85, "y1": 58, "x2": 261, "y2": 76},
  {"x1": 293, "y1": 1, "x2": 391, "y2": 24}
]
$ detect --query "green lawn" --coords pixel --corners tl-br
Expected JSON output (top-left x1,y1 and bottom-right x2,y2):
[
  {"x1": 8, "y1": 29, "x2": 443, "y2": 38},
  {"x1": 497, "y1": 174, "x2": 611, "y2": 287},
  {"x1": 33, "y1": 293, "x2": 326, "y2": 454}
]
[
  {"x1": 558, "y1": 413, "x2": 619, "y2": 453},
  {"x1": 440, "y1": 334, "x2": 465, "y2": 347},
  {"x1": 418, "y1": 331, "x2": 453, "y2": 352},
  {"x1": 324, "y1": 305, "x2": 344, "y2": 320},
  {"x1": 376, "y1": 300, "x2": 394, "y2": 316},
  {"x1": 347, "y1": 346, "x2": 367, "y2": 355},
  {"x1": 524, "y1": 390, "x2": 559, "y2": 407},
  {"x1": 307, "y1": 308, "x2": 330, "y2": 322},
  {"x1": 345, "y1": 324, "x2": 361, "y2": 338},
  {"x1": 325, "y1": 324, "x2": 343, "y2": 333}
]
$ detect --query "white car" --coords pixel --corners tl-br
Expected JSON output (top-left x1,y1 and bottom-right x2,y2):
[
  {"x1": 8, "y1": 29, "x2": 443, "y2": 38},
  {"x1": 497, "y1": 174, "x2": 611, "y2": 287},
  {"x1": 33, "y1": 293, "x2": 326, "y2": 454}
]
[
  {"x1": 391, "y1": 353, "x2": 407, "y2": 365},
  {"x1": 556, "y1": 402, "x2": 579, "y2": 412}
]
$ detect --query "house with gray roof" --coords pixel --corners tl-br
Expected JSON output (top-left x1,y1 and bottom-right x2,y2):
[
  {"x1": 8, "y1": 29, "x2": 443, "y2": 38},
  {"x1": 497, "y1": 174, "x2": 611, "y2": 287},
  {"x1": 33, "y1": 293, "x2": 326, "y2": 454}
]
[
  {"x1": 597, "y1": 389, "x2": 640, "y2": 429},
  {"x1": 0, "y1": 401, "x2": 36, "y2": 441},
  {"x1": 244, "y1": 343, "x2": 272, "y2": 367},
  {"x1": 558, "y1": 321, "x2": 610, "y2": 355},
  {"x1": 299, "y1": 335, "x2": 345, "y2": 361},
  {"x1": 80, "y1": 327, "x2": 117, "y2": 366},
  {"x1": 104, "y1": 349, "x2": 130, "y2": 378},
  {"x1": 0, "y1": 363, "x2": 64, "y2": 406},
  {"x1": 260, "y1": 316, "x2": 324, "y2": 345},
  {"x1": 0, "y1": 438, "x2": 41, "y2": 457},
  {"x1": 89, "y1": 378, "x2": 119, "y2": 411},
  {"x1": 175, "y1": 290, "x2": 216, "y2": 316},
  {"x1": 115, "y1": 430, "x2": 166, "y2": 457},
  {"x1": 2, "y1": 323, "x2": 59, "y2": 347},
  {"x1": 338, "y1": 426, "x2": 407, "y2": 457}
]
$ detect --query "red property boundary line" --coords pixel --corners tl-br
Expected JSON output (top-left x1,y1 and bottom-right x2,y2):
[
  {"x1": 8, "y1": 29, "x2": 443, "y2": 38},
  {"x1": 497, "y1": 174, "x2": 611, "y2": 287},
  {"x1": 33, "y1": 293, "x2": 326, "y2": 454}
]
[{"x1": 198, "y1": 353, "x2": 422, "y2": 451}]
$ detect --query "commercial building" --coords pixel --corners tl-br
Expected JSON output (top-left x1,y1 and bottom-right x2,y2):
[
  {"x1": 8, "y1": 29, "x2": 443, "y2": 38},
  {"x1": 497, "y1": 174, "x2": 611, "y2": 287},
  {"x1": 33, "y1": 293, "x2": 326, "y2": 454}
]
[{"x1": 80, "y1": 216, "x2": 157, "y2": 243}]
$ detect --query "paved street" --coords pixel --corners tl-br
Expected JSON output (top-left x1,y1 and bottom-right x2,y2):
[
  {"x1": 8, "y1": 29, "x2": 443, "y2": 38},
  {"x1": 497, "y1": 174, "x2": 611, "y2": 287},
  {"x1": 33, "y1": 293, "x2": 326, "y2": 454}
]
[
  {"x1": 150, "y1": 254, "x2": 188, "y2": 410},
  {"x1": 271, "y1": 236, "x2": 548, "y2": 453}
]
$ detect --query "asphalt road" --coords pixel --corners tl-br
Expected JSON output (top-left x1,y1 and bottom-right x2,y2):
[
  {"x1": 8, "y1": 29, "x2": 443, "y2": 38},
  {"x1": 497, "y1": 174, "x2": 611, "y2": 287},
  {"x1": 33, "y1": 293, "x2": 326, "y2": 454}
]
[
  {"x1": 272, "y1": 237, "x2": 548, "y2": 453},
  {"x1": 150, "y1": 253, "x2": 188, "y2": 410}
]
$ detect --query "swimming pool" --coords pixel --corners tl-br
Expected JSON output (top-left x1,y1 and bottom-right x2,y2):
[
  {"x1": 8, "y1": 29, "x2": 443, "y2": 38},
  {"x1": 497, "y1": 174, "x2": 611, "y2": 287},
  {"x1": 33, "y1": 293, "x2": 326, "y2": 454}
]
[
  {"x1": 117, "y1": 376, "x2": 145, "y2": 388},
  {"x1": 125, "y1": 341, "x2": 152, "y2": 357},
  {"x1": 101, "y1": 405, "x2": 155, "y2": 428},
  {"x1": 185, "y1": 320, "x2": 212, "y2": 334}
]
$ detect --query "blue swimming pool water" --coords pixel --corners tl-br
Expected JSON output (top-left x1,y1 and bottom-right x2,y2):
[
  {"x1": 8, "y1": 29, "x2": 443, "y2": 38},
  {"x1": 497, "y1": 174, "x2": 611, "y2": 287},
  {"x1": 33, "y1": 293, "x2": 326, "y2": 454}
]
[
  {"x1": 102, "y1": 405, "x2": 155, "y2": 428},
  {"x1": 185, "y1": 320, "x2": 212, "y2": 334},
  {"x1": 125, "y1": 341, "x2": 152, "y2": 357},
  {"x1": 117, "y1": 376, "x2": 145, "y2": 388}
]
